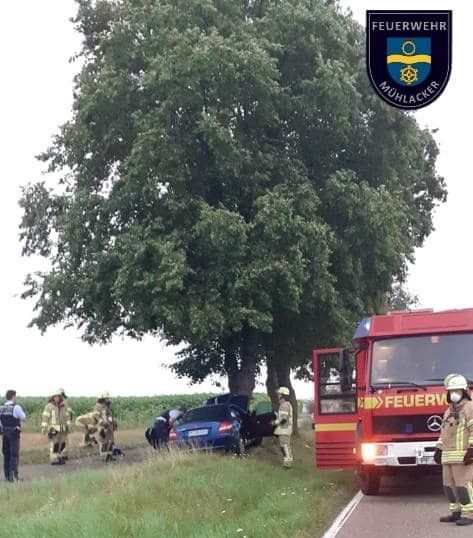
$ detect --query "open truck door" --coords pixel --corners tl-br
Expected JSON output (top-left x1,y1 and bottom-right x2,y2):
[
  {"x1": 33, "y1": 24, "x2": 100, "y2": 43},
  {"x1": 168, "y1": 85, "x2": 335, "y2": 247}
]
[{"x1": 313, "y1": 347, "x2": 357, "y2": 468}]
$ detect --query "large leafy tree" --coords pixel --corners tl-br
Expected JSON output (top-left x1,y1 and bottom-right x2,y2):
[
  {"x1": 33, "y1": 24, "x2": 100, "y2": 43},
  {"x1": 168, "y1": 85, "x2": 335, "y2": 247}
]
[{"x1": 20, "y1": 0, "x2": 445, "y2": 406}]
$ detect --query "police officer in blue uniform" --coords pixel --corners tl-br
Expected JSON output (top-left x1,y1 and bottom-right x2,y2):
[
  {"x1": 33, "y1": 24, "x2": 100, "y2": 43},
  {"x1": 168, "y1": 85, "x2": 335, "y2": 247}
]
[{"x1": 0, "y1": 390, "x2": 26, "y2": 482}]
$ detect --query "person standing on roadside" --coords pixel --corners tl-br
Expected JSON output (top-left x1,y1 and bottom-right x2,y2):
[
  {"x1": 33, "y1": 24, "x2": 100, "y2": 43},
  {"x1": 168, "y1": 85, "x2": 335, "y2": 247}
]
[
  {"x1": 58, "y1": 388, "x2": 73, "y2": 460},
  {"x1": 435, "y1": 373, "x2": 473, "y2": 526},
  {"x1": 41, "y1": 389, "x2": 71, "y2": 465},
  {"x1": 94, "y1": 392, "x2": 119, "y2": 462},
  {"x1": 0, "y1": 390, "x2": 26, "y2": 482},
  {"x1": 272, "y1": 387, "x2": 294, "y2": 469}
]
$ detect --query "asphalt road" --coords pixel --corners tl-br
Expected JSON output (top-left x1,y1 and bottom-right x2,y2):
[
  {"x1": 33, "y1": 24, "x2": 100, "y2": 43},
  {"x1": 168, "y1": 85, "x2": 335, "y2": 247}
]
[{"x1": 335, "y1": 473, "x2": 473, "y2": 538}]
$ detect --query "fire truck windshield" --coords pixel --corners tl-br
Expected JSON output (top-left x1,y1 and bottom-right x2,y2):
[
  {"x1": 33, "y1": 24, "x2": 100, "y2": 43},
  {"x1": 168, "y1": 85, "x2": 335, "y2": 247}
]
[{"x1": 371, "y1": 333, "x2": 473, "y2": 386}]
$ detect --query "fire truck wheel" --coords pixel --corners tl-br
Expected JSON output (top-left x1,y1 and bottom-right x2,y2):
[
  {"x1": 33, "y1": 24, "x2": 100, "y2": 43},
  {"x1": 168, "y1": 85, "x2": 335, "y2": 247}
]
[{"x1": 358, "y1": 467, "x2": 380, "y2": 495}]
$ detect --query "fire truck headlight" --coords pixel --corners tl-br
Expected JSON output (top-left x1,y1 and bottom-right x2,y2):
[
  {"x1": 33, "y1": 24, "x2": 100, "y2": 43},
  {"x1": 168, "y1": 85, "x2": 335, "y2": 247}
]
[{"x1": 361, "y1": 443, "x2": 388, "y2": 462}]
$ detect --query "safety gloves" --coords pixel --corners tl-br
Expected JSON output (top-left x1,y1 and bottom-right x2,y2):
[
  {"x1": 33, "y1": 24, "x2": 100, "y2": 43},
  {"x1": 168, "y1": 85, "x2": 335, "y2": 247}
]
[{"x1": 463, "y1": 447, "x2": 473, "y2": 465}]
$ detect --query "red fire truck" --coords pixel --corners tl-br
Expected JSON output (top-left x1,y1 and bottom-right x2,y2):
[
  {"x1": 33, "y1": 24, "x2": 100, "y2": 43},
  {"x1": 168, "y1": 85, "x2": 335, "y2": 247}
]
[{"x1": 312, "y1": 308, "x2": 473, "y2": 495}]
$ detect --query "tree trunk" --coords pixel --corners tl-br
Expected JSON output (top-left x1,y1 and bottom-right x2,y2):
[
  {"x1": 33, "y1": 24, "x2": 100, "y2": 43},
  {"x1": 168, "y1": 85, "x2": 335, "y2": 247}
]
[
  {"x1": 225, "y1": 323, "x2": 258, "y2": 397},
  {"x1": 227, "y1": 363, "x2": 256, "y2": 396},
  {"x1": 266, "y1": 359, "x2": 279, "y2": 411},
  {"x1": 266, "y1": 351, "x2": 299, "y2": 435}
]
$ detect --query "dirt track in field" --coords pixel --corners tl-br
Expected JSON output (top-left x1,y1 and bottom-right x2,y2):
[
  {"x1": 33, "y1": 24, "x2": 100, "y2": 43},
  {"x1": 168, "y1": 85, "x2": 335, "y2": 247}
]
[{"x1": 9, "y1": 443, "x2": 151, "y2": 484}]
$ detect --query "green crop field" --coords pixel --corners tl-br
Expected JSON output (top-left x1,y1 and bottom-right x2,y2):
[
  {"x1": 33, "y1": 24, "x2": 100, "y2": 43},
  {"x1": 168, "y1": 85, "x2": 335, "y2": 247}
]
[{"x1": 18, "y1": 393, "x2": 276, "y2": 432}]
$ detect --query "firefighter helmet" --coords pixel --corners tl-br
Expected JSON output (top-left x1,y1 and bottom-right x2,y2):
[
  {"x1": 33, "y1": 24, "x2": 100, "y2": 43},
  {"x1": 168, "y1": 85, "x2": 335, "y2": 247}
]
[
  {"x1": 445, "y1": 374, "x2": 468, "y2": 391},
  {"x1": 276, "y1": 386, "x2": 290, "y2": 396},
  {"x1": 99, "y1": 391, "x2": 111, "y2": 400},
  {"x1": 444, "y1": 373, "x2": 458, "y2": 388},
  {"x1": 51, "y1": 389, "x2": 63, "y2": 398}
]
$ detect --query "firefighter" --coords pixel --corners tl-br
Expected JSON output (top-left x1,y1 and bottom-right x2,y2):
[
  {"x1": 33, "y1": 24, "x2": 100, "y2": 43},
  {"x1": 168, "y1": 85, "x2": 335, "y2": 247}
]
[
  {"x1": 58, "y1": 388, "x2": 73, "y2": 460},
  {"x1": 41, "y1": 389, "x2": 71, "y2": 465},
  {"x1": 434, "y1": 373, "x2": 473, "y2": 526},
  {"x1": 272, "y1": 386, "x2": 293, "y2": 469},
  {"x1": 145, "y1": 408, "x2": 184, "y2": 450},
  {"x1": 94, "y1": 391, "x2": 119, "y2": 462},
  {"x1": 75, "y1": 410, "x2": 101, "y2": 447},
  {"x1": 0, "y1": 390, "x2": 26, "y2": 482}
]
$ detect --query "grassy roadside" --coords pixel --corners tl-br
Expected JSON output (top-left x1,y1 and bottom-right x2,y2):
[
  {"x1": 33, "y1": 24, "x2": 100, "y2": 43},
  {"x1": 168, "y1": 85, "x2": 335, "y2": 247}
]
[
  {"x1": 0, "y1": 431, "x2": 356, "y2": 538},
  {"x1": 19, "y1": 429, "x2": 146, "y2": 465}
]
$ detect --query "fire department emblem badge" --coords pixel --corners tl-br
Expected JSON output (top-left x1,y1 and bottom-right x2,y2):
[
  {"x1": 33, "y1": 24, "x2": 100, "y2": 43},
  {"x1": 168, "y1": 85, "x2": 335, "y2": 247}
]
[{"x1": 366, "y1": 11, "x2": 452, "y2": 109}]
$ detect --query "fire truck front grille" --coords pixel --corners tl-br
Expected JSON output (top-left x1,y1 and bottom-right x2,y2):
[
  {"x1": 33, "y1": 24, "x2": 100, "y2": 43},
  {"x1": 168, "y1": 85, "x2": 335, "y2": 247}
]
[{"x1": 372, "y1": 414, "x2": 440, "y2": 435}]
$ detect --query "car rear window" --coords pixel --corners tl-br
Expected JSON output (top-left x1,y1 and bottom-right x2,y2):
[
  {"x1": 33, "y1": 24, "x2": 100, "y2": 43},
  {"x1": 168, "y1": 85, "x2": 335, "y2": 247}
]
[{"x1": 182, "y1": 405, "x2": 230, "y2": 423}]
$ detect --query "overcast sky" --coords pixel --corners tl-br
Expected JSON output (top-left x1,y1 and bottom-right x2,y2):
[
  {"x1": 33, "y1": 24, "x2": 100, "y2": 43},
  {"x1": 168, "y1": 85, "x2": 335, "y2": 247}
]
[{"x1": 0, "y1": 1, "x2": 469, "y2": 398}]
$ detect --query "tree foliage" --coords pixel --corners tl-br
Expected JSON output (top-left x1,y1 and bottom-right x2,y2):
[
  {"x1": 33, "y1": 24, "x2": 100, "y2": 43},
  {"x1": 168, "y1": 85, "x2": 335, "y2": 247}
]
[{"x1": 20, "y1": 0, "x2": 445, "y2": 397}]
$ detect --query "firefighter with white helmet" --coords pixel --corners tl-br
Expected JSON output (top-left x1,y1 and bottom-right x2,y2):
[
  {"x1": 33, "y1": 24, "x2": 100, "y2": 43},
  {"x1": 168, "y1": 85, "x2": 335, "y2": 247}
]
[
  {"x1": 41, "y1": 389, "x2": 71, "y2": 465},
  {"x1": 58, "y1": 388, "x2": 73, "y2": 460},
  {"x1": 435, "y1": 373, "x2": 473, "y2": 526},
  {"x1": 272, "y1": 386, "x2": 294, "y2": 469},
  {"x1": 93, "y1": 391, "x2": 119, "y2": 462}
]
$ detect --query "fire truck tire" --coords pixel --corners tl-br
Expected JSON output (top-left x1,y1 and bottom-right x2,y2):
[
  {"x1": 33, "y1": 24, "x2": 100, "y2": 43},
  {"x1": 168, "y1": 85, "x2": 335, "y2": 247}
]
[{"x1": 358, "y1": 468, "x2": 380, "y2": 495}]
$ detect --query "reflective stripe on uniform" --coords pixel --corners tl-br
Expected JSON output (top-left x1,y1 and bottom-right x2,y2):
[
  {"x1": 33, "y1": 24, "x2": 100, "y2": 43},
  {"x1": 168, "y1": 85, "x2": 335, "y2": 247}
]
[
  {"x1": 457, "y1": 419, "x2": 466, "y2": 451},
  {"x1": 442, "y1": 450, "x2": 467, "y2": 464}
]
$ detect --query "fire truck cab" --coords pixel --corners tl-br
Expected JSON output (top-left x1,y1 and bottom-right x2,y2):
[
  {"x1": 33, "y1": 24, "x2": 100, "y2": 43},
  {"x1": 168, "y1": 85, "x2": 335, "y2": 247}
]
[{"x1": 312, "y1": 308, "x2": 473, "y2": 495}]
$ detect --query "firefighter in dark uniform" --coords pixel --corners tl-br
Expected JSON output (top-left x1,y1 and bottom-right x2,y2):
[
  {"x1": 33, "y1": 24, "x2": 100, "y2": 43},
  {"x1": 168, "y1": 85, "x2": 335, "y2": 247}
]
[
  {"x1": 435, "y1": 374, "x2": 473, "y2": 526},
  {"x1": 0, "y1": 389, "x2": 26, "y2": 482},
  {"x1": 145, "y1": 409, "x2": 184, "y2": 449}
]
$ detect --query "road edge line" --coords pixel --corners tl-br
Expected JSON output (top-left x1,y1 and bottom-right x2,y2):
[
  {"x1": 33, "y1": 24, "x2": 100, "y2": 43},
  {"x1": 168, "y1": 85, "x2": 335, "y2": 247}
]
[{"x1": 321, "y1": 490, "x2": 363, "y2": 538}]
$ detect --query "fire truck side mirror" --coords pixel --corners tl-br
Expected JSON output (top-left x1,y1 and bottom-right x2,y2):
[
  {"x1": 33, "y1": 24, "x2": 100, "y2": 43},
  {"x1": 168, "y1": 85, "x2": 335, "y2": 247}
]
[{"x1": 339, "y1": 348, "x2": 353, "y2": 392}]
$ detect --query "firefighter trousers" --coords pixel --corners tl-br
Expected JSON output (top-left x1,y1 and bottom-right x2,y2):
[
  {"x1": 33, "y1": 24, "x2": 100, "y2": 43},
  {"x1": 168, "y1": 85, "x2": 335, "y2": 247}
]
[
  {"x1": 443, "y1": 463, "x2": 473, "y2": 514},
  {"x1": 277, "y1": 434, "x2": 293, "y2": 468},
  {"x1": 49, "y1": 432, "x2": 68, "y2": 463},
  {"x1": 98, "y1": 427, "x2": 114, "y2": 458}
]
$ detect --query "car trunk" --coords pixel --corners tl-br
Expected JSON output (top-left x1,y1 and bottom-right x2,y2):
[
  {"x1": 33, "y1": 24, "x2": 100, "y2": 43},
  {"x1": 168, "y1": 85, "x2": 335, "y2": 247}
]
[{"x1": 205, "y1": 394, "x2": 249, "y2": 410}]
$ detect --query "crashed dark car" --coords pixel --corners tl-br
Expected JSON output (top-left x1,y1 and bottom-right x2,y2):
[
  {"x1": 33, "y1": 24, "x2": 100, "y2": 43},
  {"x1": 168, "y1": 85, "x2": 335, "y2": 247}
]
[{"x1": 169, "y1": 394, "x2": 275, "y2": 454}]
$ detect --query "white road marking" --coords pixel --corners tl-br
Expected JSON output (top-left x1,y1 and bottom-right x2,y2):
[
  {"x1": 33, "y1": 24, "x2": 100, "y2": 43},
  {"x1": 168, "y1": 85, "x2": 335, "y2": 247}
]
[{"x1": 321, "y1": 490, "x2": 364, "y2": 538}]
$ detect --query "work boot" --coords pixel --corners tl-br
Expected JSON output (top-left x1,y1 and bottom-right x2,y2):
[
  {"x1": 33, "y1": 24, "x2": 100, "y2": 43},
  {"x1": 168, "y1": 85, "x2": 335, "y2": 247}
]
[
  {"x1": 105, "y1": 454, "x2": 116, "y2": 463},
  {"x1": 456, "y1": 517, "x2": 473, "y2": 526},
  {"x1": 51, "y1": 459, "x2": 65, "y2": 466},
  {"x1": 440, "y1": 511, "x2": 461, "y2": 522}
]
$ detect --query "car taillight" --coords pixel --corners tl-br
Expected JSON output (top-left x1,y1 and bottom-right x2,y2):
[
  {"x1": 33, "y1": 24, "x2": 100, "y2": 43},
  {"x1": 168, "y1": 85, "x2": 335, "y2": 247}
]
[
  {"x1": 169, "y1": 429, "x2": 177, "y2": 441},
  {"x1": 218, "y1": 421, "x2": 233, "y2": 433}
]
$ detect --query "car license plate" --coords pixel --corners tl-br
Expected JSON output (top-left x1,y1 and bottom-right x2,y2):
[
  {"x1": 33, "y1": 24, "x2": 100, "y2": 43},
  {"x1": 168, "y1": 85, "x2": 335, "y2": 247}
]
[{"x1": 188, "y1": 429, "x2": 208, "y2": 437}]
